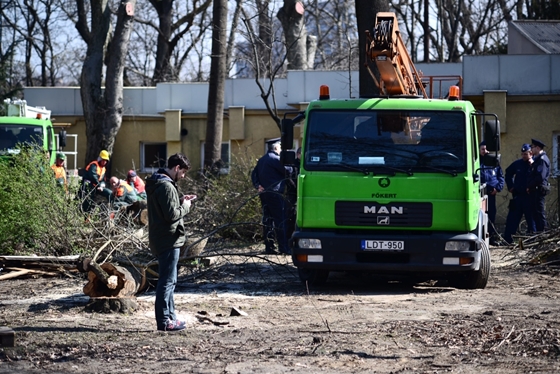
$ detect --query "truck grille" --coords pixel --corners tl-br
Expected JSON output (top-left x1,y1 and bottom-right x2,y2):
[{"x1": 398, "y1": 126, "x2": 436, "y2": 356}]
[{"x1": 335, "y1": 201, "x2": 433, "y2": 227}]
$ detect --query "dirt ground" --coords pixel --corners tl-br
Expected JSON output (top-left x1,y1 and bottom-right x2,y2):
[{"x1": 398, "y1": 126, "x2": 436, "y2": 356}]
[{"x1": 1, "y1": 246, "x2": 559, "y2": 374}]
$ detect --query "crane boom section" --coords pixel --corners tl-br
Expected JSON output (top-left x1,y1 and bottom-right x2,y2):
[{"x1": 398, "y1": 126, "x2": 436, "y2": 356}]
[{"x1": 366, "y1": 12, "x2": 427, "y2": 98}]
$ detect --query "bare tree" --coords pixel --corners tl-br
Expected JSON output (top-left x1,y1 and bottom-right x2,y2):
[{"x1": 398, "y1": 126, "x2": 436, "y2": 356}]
[
  {"x1": 0, "y1": 0, "x2": 66, "y2": 86},
  {"x1": 75, "y1": 0, "x2": 136, "y2": 165},
  {"x1": 307, "y1": 0, "x2": 359, "y2": 71},
  {"x1": 204, "y1": 0, "x2": 228, "y2": 171},
  {"x1": 393, "y1": 0, "x2": 512, "y2": 63},
  {"x1": 0, "y1": 1, "x2": 23, "y2": 100},
  {"x1": 130, "y1": 0, "x2": 212, "y2": 84},
  {"x1": 237, "y1": 3, "x2": 290, "y2": 130},
  {"x1": 277, "y1": 0, "x2": 315, "y2": 70}
]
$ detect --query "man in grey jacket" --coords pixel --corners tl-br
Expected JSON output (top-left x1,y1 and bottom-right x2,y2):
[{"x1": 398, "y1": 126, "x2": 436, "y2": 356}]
[{"x1": 146, "y1": 153, "x2": 194, "y2": 331}]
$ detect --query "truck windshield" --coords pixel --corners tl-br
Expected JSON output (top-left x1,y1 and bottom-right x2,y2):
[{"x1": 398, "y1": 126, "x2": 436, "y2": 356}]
[
  {"x1": 0, "y1": 125, "x2": 44, "y2": 153},
  {"x1": 304, "y1": 109, "x2": 466, "y2": 174}
]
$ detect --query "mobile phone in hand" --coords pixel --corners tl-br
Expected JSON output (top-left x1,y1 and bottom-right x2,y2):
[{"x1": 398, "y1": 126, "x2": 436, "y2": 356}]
[{"x1": 184, "y1": 194, "x2": 197, "y2": 201}]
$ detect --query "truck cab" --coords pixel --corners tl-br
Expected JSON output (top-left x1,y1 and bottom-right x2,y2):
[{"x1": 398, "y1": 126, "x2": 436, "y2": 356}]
[
  {"x1": 0, "y1": 99, "x2": 64, "y2": 166},
  {"x1": 280, "y1": 12, "x2": 501, "y2": 289}
]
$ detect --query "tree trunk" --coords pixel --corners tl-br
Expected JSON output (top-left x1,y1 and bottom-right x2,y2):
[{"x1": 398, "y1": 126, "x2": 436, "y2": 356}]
[
  {"x1": 149, "y1": 0, "x2": 173, "y2": 83},
  {"x1": 148, "y1": 0, "x2": 212, "y2": 84},
  {"x1": 277, "y1": 0, "x2": 308, "y2": 70},
  {"x1": 355, "y1": 0, "x2": 389, "y2": 98},
  {"x1": 204, "y1": 0, "x2": 228, "y2": 171},
  {"x1": 77, "y1": 0, "x2": 135, "y2": 166}
]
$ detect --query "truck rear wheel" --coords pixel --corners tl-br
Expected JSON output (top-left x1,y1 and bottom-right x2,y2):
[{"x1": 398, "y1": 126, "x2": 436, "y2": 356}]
[
  {"x1": 298, "y1": 268, "x2": 329, "y2": 286},
  {"x1": 449, "y1": 242, "x2": 491, "y2": 289}
]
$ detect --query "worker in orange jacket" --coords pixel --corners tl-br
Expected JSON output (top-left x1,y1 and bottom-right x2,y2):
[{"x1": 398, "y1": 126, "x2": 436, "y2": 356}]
[
  {"x1": 51, "y1": 152, "x2": 68, "y2": 193},
  {"x1": 80, "y1": 150, "x2": 112, "y2": 212},
  {"x1": 109, "y1": 177, "x2": 138, "y2": 209}
]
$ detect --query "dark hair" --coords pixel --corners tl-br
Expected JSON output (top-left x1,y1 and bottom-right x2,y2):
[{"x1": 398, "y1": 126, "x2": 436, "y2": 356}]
[{"x1": 167, "y1": 153, "x2": 191, "y2": 170}]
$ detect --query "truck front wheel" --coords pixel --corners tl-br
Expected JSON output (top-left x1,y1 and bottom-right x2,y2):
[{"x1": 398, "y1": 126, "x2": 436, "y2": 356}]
[
  {"x1": 298, "y1": 268, "x2": 329, "y2": 286},
  {"x1": 449, "y1": 242, "x2": 491, "y2": 289}
]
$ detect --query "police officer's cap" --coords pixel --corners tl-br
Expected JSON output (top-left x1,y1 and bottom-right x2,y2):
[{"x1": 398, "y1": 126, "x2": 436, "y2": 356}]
[
  {"x1": 531, "y1": 138, "x2": 545, "y2": 149},
  {"x1": 521, "y1": 144, "x2": 531, "y2": 153},
  {"x1": 479, "y1": 140, "x2": 486, "y2": 147},
  {"x1": 266, "y1": 137, "x2": 281, "y2": 145}
]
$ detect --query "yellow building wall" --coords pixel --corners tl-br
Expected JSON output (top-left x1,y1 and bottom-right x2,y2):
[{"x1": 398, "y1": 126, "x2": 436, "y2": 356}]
[{"x1": 54, "y1": 108, "x2": 303, "y2": 180}]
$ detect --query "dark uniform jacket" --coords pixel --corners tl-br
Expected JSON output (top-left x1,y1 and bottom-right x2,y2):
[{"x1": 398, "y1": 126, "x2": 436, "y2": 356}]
[
  {"x1": 145, "y1": 169, "x2": 189, "y2": 256},
  {"x1": 505, "y1": 158, "x2": 531, "y2": 195},
  {"x1": 481, "y1": 165, "x2": 504, "y2": 194},
  {"x1": 527, "y1": 152, "x2": 551, "y2": 192},
  {"x1": 251, "y1": 151, "x2": 292, "y2": 192}
]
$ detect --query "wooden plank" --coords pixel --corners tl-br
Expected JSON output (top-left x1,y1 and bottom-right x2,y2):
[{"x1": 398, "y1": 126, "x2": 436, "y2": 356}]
[
  {"x1": 5, "y1": 267, "x2": 60, "y2": 276},
  {"x1": 0, "y1": 269, "x2": 29, "y2": 281},
  {"x1": 0, "y1": 255, "x2": 79, "y2": 262}
]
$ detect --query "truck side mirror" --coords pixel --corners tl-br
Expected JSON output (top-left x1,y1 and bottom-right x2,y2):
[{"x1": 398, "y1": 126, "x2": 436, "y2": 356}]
[
  {"x1": 281, "y1": 150, "x2": 296, "y2": 166},
  {"x1": 281, "y1": 118, "x2": 294, "y2": 151},
  {"x1": 484, "y1": 119, "x2": 500, "y2": 152},
  {"x1": 58, "y1": 129, "x2": 67, "y2": 149},
  {"x1": 482, "y1": 153, "x2": 500, "y2": 167}
]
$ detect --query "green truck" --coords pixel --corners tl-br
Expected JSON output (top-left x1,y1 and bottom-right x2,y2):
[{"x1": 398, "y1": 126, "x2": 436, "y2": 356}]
[
  {"x1": 0, "y1": 99, "x2": 65, "y2": 165},
  {"x1": 280, "y1": 12, "x2": 501, "y2": 289}
]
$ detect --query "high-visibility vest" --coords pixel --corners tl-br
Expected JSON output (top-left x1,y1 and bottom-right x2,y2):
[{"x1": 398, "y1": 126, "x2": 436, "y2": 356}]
[
  {"x1": 51, "y1": 165, "x2": 67, "y2": 183},
  {"x1": 51, "y1": 164, "x2": 67, "y2": 192},
  {"x1": 85, "y1": 160, "x2": 106, "y2": 185},
  {"x1": 115, "y1": 181, "x2": 134, "y2": 197}
]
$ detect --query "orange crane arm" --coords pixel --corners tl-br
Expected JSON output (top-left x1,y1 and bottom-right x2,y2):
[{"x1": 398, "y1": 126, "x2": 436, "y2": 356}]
[{"x1": 366, "y1": 12, "x2": 428, "y2": 98}]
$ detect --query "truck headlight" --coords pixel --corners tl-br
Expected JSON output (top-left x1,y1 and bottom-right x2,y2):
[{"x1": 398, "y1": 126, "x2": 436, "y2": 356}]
[
  {"x1": 445, "y1": 241, "x2": 470, "y2": 251},
  {"x1": 298, "y1": 238, "x2": 322, "y2": 249}
]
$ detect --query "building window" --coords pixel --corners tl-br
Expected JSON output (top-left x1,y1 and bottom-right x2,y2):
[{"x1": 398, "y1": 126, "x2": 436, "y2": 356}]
[
  {"x1": 200, "y1": 142, "x2": 230, "y2": 174},
  {"x1": 142, "y1": 143, "x2": 167, "y2": 173},
  {"x1": 553, "y1": 133, "x2": 560, "y2": 177}
]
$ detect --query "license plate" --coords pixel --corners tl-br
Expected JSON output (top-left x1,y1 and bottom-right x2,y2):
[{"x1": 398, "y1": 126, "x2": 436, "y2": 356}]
[{"x1": 361, "y1": 240, "x2": 404, "y2": 251}]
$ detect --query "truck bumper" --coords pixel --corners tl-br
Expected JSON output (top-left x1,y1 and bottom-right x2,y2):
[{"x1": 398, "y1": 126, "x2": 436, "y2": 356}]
[{"x1": 290, "y1": 230, "x2": 484, "y2": 274}]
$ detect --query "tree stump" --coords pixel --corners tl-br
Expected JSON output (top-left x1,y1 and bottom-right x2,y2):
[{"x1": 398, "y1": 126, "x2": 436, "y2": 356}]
[
  {"x1": 83, "y1": 261, "x2": 148, "y2": 298},
  {"x1": 80, "y1": 259, "x2": 148, "y2": 313}
]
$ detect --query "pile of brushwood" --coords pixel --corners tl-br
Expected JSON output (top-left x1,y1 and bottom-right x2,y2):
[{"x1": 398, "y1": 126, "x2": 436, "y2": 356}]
[
  {"x1": 500, "y1": 227, "x2": 560, "y2": 272},
  {"x1": 0, "y1": 147, "x2": 264, "y2": 260}
]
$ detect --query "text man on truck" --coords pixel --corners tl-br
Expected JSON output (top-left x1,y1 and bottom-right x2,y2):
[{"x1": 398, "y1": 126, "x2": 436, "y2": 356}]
[{"x1": 280, "y1": 13, "x2": 501, "y2": 289}]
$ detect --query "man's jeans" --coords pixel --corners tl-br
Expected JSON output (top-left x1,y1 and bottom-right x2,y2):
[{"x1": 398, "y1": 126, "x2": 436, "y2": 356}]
[{"x1": 155, "y1": 247, "x2": 180, "y2": 329}]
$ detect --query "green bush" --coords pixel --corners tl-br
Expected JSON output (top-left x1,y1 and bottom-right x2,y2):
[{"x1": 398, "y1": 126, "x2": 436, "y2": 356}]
[{"x1": 0, "y1": 146, "x2": 84, "y2": 255}]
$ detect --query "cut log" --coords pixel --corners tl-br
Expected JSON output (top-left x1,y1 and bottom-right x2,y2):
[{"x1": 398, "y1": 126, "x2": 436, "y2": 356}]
[
  {"x1": 0, "y1": 255, "x2": 79, "y2": 275},
  {"x1": 82, "y1": 260, "x2": 148, "y2": 298}
]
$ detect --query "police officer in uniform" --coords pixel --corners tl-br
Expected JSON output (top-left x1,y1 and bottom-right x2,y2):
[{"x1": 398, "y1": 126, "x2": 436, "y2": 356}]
[
  {"x1": 503, "y1": 144, "x2": 535, "y2": 244},
  {"x1": 527, "y1": 138, "x2": 551, "y2": 232},
  {"x1": 480, "y1": 141, "x2": 504, "y2": 244},
  {"x1": 251, "y1": 138, "x2": 293, "y2": 254}
]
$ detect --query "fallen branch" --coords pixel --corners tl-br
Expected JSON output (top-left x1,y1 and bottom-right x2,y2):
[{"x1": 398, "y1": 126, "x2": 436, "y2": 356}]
[{"x1": 491, "y1": 326, "x2": 515, "y2": 351}]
